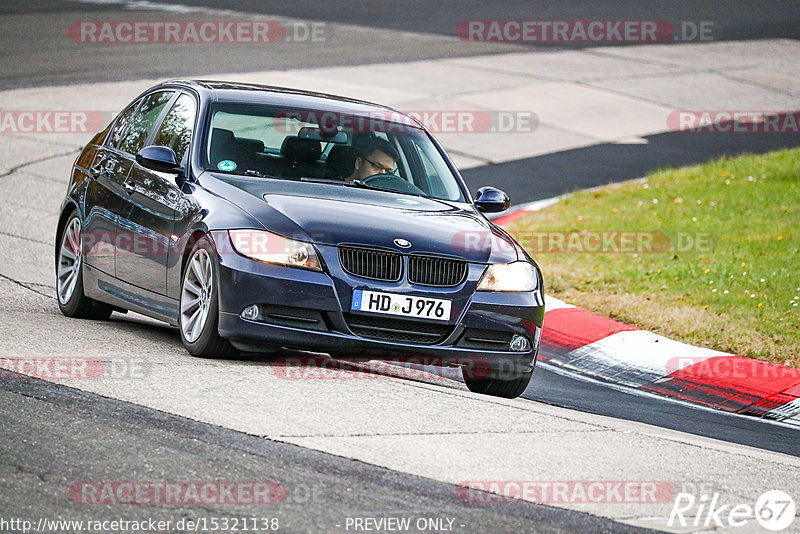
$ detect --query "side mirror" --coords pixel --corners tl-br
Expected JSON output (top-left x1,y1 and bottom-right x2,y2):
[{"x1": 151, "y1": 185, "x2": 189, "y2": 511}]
[
  {"x1": 474, "y1": 186, "x2": 510, "y2": 213},
  {"x1": 136, "y1": 146, "x2": 180, "y2": 173}
]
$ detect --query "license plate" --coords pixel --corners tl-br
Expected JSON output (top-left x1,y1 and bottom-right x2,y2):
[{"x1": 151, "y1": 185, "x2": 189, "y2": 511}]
[{"x1": 351, "y1": 289, "x2": 451, "y2": 322}]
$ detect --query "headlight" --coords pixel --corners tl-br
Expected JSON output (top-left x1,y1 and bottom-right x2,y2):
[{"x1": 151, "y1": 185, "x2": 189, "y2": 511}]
[
  {"x1": 477, "y1": 261, "x2": 538, "y2": 292},
  {"x1": 228, "y1": 230, "x2": 322, "y2": 271}
]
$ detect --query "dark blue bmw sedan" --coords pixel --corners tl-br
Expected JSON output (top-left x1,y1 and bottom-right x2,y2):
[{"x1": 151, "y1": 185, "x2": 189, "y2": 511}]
[{"x1": 56, "y1": 80, "x2": 545, "y2": 398}]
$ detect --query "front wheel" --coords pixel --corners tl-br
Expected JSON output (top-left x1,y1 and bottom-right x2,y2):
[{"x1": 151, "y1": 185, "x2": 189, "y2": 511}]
[
  {"x1": 56, "y1": 214, "x2": 113, "y2": 320},
  {"x1": 463, "y1": 372, "x2": 532, "y2": 399},
  {"x1": 179, "y1": 236, "x2": 238, "y2": 358}
]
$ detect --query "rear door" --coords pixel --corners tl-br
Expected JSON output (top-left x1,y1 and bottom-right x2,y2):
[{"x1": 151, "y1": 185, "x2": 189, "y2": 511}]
[{"x1": 83, "y1": 100, "x2": 139, "y2": 275}]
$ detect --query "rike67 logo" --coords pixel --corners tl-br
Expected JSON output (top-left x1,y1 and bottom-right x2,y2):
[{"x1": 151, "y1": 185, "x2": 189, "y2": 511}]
[{"x1": 669, "y1": 490, "x2": 795, "y2": 531}]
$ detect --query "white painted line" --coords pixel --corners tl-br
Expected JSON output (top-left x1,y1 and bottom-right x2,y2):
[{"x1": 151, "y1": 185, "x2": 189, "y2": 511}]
[
  {"x1": 559, "y1": 330, "x2": 730, "y2": 388},
  {"x1": 538, "y1": 361, "x2": 800, "y2": 430},
  {"x1": 765, "y1": 398, "x2": 800, "y2": 424}
]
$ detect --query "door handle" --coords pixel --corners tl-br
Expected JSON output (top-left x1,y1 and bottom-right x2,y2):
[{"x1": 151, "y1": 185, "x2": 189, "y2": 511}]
[{"x1": 122, "y1": 180, "x2": 136, "y2": 194}]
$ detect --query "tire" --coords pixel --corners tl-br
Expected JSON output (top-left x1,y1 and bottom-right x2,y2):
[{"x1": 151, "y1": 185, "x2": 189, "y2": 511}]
[
  {"x1": 179, "y1": 236, "x2": 238, "y2": 358},
  {"x1": 463, "y1": 372, "x2": 532, "y2": 399},
  {"x1": 55, "y1": 213, "x2": 113, "y2": 320}
]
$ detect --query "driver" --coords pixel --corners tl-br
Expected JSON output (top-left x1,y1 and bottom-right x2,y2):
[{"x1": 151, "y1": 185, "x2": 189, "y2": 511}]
[{"x1": 345, "y1": 137, "x2": 399, "y2": 182}]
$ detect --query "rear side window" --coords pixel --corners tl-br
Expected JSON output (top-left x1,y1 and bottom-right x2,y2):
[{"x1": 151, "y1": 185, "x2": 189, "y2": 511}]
[
  {"x1": 107, "y1": 101, "x2": 140, "y2": 150},
  {"x1": 153, "y1": 93, "x2": 197, "y2": 163},
  {"x1": 116, "y1": 91, "x2": 174, "y2": 155}
]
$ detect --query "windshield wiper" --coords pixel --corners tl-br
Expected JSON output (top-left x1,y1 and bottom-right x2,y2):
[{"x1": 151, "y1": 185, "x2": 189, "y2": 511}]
[
  {"x1": 299, "y1": 177, "x2": 349, "y2": 185},
  {"x1": 295, "y1": 177, "x2": 424, "y2": 198},
  {"x1": 244, "y1": 169, "x2": 283, "y2": 178},
  {"x1": 298, "y1": 177, "x2": 400, "y2": 193},
  {"x1": 349, "y1": 179, "x2": 423, "y2": 197}
]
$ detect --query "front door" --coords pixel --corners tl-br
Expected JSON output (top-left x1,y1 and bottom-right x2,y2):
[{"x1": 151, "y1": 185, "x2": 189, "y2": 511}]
[{"x1": 112, "y1": 90, "x2": 176, "y2": 294}]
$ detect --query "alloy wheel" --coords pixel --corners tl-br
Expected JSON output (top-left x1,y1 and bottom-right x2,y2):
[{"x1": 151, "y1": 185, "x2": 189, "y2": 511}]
[
  {"x1": 180, "y1": 248, "x2": 214, "y2": 343},
  {"x1": 57, "y1": 217, "x2": 82, "y2": 304}
]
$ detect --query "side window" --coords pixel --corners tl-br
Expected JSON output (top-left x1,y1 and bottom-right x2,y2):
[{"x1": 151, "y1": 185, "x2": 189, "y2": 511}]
[
  {"x1": 153, "y1": 94, "x2": 196, "y2": 163},
  {"x1": 117, "y1": 91, "x2": 174, "y2": 155},
  {"x1": 107, "y1": 101, "x2": 140, "y2": 150}
]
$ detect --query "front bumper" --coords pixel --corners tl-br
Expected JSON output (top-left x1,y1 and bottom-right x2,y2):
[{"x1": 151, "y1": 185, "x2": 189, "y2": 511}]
[{"x1": 214, "y1": 236, "x2": 544, "y2": 378}]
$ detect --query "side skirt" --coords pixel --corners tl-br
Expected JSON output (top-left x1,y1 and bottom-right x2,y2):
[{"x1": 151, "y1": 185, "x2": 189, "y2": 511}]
[{"x1": 83, "y1": 264, "x2": 179, "y2": 325}]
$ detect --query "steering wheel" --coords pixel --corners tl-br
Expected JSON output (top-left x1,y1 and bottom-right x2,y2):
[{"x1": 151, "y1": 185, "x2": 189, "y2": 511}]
[{"x1": 362, "y1": 174, "x2": 426, "y2": 196}]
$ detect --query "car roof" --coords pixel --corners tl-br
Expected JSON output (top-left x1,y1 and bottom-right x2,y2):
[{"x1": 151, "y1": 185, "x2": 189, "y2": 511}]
[{"x1": 157, "y1": 79, "x2": 419, "y2": 124}]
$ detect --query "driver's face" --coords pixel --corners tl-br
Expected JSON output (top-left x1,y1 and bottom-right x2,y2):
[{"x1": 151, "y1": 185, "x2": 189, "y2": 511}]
[{"x1": 353, "y1": 150, "x2": 395, "y2": 180}]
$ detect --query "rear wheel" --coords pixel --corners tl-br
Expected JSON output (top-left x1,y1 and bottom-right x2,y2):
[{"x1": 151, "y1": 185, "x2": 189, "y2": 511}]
[
  {"x1": 56, "y1": 214, "x2": 113, "y2": 320},
  {"x1": 179, "y1": 236, "x2": 238, "y2": 358},
  {"x1": 463, "y1": 372, "x2": 532, "y2": 399}
]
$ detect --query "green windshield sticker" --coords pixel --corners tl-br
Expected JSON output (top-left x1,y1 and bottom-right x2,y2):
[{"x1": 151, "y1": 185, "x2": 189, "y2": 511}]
[{"x1": 217, "y1": 160, "x2": 237, "y2": 171}]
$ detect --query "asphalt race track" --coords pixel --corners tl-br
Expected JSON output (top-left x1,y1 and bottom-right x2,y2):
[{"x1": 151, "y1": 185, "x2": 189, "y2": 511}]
[
  {"x1": 2, "y1": 1, "x2": 800, "y2": 533},
  {"x1": 462, "y1": 127, "x2": 800, "y2": 205},
  {"x1": 1, "y1": 376, "x2": 645, "y2": 534}
]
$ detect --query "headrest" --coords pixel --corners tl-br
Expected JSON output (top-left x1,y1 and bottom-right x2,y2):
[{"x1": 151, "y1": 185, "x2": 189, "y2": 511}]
[
  {"x1": 211, "y1": 128, "x2": 235, "y2": 146},
  {"x1": 325, "y1": 145, "x2": 357, "y2": 178},
  {"x1": 281, "y1": 136, "x2": 322, "y2": 163},
  {"x1": 235, "y1": 137, "x2": 265, "y2": 153}
]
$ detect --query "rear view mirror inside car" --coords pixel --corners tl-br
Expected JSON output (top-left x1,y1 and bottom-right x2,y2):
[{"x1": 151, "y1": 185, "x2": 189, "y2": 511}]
[{"x1": 298, "y1": 126, "x2": 348, "y2": 144}]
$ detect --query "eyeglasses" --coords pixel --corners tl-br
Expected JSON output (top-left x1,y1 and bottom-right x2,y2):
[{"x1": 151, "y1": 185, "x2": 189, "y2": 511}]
[{"x1": 364, "y1": 157, "x2": 397, "y2": 175}]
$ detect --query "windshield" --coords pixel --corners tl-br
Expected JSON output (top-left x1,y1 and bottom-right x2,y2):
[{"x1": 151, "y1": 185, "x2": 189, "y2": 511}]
[{"x1": 203, "y1": 103, "x2": 465, "y2": 202}]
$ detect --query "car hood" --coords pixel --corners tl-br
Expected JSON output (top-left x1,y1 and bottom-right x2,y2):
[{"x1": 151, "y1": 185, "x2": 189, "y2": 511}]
[{"x1": 204, "y1": 174, "x2": 520, "y2": 264}]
